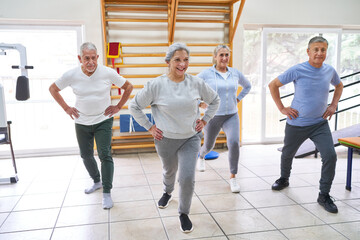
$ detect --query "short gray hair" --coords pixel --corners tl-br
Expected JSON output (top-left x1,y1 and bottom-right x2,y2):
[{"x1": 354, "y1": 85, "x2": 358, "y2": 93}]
[
  {"x1": 213, "y1": 44, "x2": 231, "y2": 64},
  {"x1": 308, "y1": 36, "x2": 328, "y2": 49},
  {"x1": 165, "y1": 42, "x2": 190, "y2": 62},
  {"x1": 80, "y1": 42, "x2": 97, "y2": 56}
]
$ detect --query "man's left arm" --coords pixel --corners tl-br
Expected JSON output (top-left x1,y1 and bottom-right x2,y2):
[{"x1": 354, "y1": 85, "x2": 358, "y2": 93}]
[
  {"x1": 323, "y1": 82, "x2": 344, "y2": 120},
  {"x1": 104, "y1": 80, "x2": 133, "y2": 117}
]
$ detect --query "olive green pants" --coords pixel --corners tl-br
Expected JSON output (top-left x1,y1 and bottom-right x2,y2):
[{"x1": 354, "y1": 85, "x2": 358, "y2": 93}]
[{"x1": 75, "y1": 118, "x2": 114, "y2": 193}]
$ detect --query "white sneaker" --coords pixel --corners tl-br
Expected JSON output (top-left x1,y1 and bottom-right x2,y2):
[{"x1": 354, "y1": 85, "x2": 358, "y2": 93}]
[
  {"x1": 197, "y1": 158, "x2": 206, "y2": 172},
  {"x1": 230, "y1": 178, "x2": 240, "y2": 193}
]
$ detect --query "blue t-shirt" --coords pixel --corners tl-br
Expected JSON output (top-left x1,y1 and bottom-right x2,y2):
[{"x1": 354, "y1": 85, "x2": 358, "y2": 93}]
[{"x1": 278, "y1": 61, "x2": 341, "y2": 127}]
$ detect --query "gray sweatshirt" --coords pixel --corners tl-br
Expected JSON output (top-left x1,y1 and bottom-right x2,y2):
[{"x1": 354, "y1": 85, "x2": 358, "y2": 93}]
[{"x1": 129, "y1": 73, "x2": 220, "y2": 139}]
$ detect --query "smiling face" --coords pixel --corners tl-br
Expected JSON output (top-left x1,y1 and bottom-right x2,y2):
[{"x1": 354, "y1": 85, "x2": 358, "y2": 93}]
[
  {"x1": 307, "y1": 42, "x2": 328, "y2": 68},
  {"x1": 167, "y1": 49, "x2": 189, "y2": 81},
  {"x1": 214, "y1": 48, "x2": 230, "y2": 71},
  {"x1": 78, "y1": 48, "x2": 99, "y2": 76}
]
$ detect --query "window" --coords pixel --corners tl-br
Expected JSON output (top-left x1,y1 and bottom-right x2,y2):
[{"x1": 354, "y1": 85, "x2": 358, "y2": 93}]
[
  {"x1": 0, "y1": 24, "x2": 82, "y2": 156},
  {"x1": 242, "y1": 27, "x2": 359, "y2": 143}
]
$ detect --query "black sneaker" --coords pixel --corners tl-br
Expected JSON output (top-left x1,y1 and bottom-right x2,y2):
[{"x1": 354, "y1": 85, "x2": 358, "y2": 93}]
[
  {"x1": 317, "y1": 193, "x2": 338, "y2": 213},
  {"x1": 158, "y1": 192, "x2": 172, "y2": 209},
  {"x1": 271, "y1": 177, "x2": 289, "y2": 190},
  {"x1": 179, "y1": 214, "x2": 193, "y2": 233}
]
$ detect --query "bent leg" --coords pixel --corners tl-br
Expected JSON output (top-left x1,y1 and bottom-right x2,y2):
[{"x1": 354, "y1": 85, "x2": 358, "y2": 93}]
[
  {"x1": 75, "y1": 123, "x2": 101, "y2": 183},
  {"x1": 155, "y1": 137, "x2": 179, "y2": 194},
  {"x1": 280, "y1": 124, "x2": 309, "y2": 178},
  {"x1": 199, "y1": 116, "x2": 222, "y2": 158}
]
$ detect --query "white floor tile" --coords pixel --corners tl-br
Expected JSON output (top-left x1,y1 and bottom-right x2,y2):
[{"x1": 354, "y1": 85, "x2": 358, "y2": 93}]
[{"x1": 0, "y1": 144, "x2": 358, "y2": 239}]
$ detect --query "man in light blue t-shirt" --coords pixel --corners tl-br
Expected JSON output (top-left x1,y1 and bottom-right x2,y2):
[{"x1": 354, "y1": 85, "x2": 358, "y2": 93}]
[{"x1": 268, "y1": 36, "x2": 343, "y2": 214}]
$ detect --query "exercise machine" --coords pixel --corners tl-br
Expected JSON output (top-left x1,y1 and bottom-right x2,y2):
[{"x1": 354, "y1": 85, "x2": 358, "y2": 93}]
[{"x1": 0, "y1": 43, "x2": 32, "y2": 183}]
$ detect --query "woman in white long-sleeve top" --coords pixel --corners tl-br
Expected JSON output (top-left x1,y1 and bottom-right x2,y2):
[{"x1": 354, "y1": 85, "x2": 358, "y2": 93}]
[
  {"x1": 197, "y1": 44, "x2": 251, "y2": 193},
  {"x1": 129, "y1": 42, "x2": 220, "y2": 233}
]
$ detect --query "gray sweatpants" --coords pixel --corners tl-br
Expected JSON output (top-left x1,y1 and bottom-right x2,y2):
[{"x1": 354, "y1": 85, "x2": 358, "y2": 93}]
[
  {"x1": 199, "y1": 113, "x2": 240, "y2": 174},
  {"x1": 155, "y1": 132, "x2": 202, "y2": 215},
  {"x1": 281, "y1": 120, "x2": 337, "y2": 194}
]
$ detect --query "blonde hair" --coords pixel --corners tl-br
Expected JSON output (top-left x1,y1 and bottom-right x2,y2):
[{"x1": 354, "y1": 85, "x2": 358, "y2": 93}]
[{"x1": 213, "y1": 44, "x2": 231, "y2": 64}]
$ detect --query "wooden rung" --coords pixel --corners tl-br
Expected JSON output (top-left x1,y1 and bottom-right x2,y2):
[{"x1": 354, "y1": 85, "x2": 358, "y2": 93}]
[
  {"x1": 120, "y1": 43, "x2": 169, "y2": 47},
  {"x1": 211, "y1": 139, "x2": 227, "y2": 144},
  {"x1": 120, "y1": 53, "x2": 165, "y2": 57},
  {"x1": 118, "y1": 43, "x2": 226, "y2": 47},
  {"x1": 112, "y1": 85, "x2": 144, "y2": 89},
  {"x1": 106, "y1": 6, "x2": 167, "y2": 12},
  {"x1": 112, "y1": 134, "x2": 152, "y2": 140},
  {"x1": 106, "y1": 18, "x2": 167, "y2": 23},
  {"x1": 187, "y1": 43, "x2": 229, "y2": 46},
  {"x1": 113, "y1": 74, "x2": 161, "y2": 78},
  {"x1": 114, "y1": 63, "x2": 167, "y2": 68},
  {"x1": 112, "y1": 142, "x2": 155, "y2": 150},
  {"x1": 191, "y1": 53, "x2": 213, "y2": 57},
  {"x1": 178, "y1": 0, "x2": 232, "y2": 6},
  {"x1": 105, "y1": 1, "x2": 168, "y2": 6},
  {"x1": 177, "y1": 19, "x2": 230, "y2": 23},
  {"x1": 113, "y1": 63, "x2": 212, "y2": 68},
  {"x1": 178, "y1": 8, "x2": 230, "y2": 13},
  {"x1": 111, "y1": 95, "x2": 135, "y2": 99}
]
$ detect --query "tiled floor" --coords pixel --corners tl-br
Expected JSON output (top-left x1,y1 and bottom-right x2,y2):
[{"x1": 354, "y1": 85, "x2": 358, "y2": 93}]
[{"x1": 0, "y1": 144, "x2": 359, "y2": 240}]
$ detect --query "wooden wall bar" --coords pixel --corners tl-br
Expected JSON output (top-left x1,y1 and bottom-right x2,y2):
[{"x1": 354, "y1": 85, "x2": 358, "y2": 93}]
[{"x1": 101, "y1": 0, "x2": 246, "y2": 153}]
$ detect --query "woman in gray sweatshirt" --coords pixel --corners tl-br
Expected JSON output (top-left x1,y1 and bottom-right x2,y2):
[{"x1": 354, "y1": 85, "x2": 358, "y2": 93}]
[{"x1": 129, "y1": 42, "x2": 220, "y2": 233}]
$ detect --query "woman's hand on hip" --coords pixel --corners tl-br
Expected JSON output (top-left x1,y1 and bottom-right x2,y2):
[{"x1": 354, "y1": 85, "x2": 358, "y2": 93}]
[
  {"x1": 149, "y1": 125, "x2": 163, "y2": 140},
  {"x1": 195, "y1": 119, "x2": 207, "y2": 132}
]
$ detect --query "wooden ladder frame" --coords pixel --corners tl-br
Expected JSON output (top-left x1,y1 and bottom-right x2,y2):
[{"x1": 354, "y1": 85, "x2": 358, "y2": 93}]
[{"x1": 100, "y1": 0, "x2": 246, "y2": 152}]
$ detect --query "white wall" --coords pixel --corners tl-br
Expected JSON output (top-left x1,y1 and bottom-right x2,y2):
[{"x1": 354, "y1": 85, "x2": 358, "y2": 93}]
[
  {"x1": 240, "y1": 0, "x2": 360, "y2": 26},
  {"x1": 1, "y1": 0, "x2": 360, "y2": 65},
  {"x1": 0, "y1": 0, "x2": 103, "y2": 58}
]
